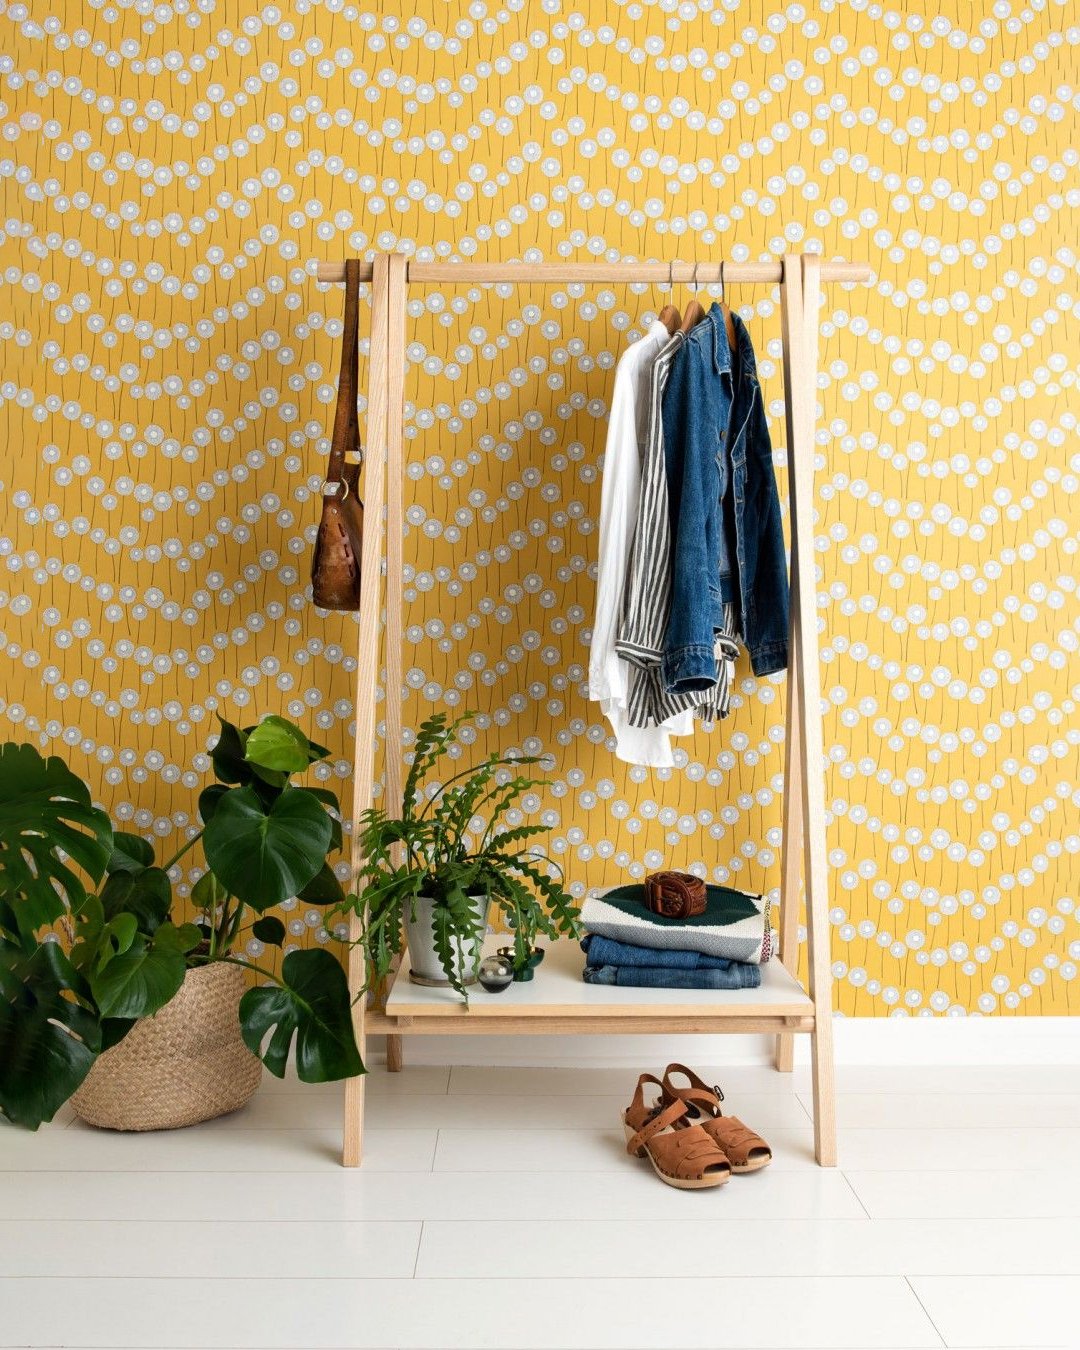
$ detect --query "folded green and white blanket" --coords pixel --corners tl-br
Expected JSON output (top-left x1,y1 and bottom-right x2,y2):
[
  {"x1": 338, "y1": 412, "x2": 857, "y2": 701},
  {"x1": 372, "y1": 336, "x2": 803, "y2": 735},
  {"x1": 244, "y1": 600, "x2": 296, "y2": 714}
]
[{"x1": 580, "y1": 883, "x2": 774, "y2": 965}]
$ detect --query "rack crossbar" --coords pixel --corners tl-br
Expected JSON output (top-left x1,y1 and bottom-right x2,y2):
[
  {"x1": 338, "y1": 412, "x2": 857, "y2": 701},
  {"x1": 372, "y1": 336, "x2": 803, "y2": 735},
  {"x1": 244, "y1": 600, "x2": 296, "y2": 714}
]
[{"x1": 315, "y1": 260, "x2": 871, "y2": 285}]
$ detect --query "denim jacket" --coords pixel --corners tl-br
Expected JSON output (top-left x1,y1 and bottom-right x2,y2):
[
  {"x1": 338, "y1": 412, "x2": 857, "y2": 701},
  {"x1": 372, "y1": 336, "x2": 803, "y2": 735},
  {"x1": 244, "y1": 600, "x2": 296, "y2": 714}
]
[{"x1": 660, "y1": 303, "x2": 789, "y2": 689}]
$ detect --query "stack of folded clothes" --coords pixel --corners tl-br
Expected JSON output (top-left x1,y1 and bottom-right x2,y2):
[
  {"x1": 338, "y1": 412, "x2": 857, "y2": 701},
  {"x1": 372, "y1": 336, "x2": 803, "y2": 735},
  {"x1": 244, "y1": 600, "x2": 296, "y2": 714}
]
[{"x1": 580, "y1": 879, "x2": 773, "y2": 990}]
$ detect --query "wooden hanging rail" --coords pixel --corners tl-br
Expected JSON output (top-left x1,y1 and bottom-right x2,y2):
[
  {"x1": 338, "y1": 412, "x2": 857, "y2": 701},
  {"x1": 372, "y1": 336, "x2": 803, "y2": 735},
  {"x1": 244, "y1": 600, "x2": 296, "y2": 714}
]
[
  {"x1": 323, "y1": 252, "x2": 870, "y2": 1171},
  {"x1": 315, "y1": 259, "x2": 871, "y2": 285}
]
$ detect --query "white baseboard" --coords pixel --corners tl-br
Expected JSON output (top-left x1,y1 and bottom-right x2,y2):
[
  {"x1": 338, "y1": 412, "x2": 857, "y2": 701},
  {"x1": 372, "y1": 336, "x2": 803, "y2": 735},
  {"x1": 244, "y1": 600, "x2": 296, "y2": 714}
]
[{"x1": 375, "y1": 1016, "x2": 1080, "y2": 1069}]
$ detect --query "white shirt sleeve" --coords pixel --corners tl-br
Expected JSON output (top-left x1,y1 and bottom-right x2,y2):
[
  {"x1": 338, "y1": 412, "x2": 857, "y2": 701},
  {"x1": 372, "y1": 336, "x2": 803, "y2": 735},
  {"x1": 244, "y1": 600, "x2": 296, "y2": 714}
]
[{"x1": 588, "y1": 340, "x2": 643, "y2": 712}]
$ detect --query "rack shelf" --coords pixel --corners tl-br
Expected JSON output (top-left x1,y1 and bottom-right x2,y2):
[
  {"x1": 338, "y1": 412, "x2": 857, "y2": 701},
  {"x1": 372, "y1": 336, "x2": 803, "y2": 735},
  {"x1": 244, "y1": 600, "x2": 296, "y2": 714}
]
[{"x1": 370, "y1": 936, "x2": 815, "y2": 1035}]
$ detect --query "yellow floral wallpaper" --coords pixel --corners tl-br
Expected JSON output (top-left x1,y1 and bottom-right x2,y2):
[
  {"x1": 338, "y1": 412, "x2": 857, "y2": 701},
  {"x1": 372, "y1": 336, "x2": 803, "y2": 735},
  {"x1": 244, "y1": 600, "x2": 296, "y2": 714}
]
[{"x1": 2, "y1": 0, "x2": 1077, "y2": 1015}]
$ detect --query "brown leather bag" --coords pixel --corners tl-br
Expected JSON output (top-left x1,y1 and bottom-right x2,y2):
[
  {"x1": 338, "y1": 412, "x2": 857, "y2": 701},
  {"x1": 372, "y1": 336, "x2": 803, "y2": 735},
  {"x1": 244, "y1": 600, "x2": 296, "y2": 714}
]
[{"x1": 311, "y1": 258, "x2": 365, "y2": 611}]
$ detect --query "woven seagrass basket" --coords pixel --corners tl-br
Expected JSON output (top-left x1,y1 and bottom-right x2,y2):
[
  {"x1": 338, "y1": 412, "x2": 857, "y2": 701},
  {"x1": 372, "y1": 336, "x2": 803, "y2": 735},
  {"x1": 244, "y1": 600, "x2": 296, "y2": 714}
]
[{"x1": 70, "y1": 961, "x2": 262, "y2": 1131}]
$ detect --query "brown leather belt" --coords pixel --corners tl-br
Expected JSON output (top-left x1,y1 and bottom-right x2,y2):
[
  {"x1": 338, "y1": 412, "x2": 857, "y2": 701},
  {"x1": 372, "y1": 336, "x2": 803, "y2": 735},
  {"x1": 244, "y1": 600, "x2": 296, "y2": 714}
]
[{"x1": 643, "y1": 871, "x2": 707, "y2": 920}]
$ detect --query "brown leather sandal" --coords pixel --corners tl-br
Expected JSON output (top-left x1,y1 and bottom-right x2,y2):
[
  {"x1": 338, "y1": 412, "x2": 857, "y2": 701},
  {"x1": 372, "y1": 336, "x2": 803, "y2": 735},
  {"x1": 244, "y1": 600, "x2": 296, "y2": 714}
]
[
  {"x1": 623, "y1": 1074, "x2": 732, "y2": 1190},
  {"x1": 661, "y1": 1064, "x2": 773, "y2": 1173}
]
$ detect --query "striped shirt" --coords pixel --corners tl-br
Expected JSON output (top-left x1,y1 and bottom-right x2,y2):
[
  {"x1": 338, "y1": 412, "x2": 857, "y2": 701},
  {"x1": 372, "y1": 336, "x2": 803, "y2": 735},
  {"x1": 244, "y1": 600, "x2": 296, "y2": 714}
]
[{"x1": 615, "y1": 331, "x2": 739, "y2": 730}]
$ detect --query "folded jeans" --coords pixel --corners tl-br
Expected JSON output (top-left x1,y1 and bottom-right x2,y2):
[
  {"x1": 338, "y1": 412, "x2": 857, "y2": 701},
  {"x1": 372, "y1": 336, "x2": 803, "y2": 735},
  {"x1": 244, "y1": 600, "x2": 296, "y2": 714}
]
[
  {"x1": 582, "y1": 962, "x2": 761, "y2": 990},
  {"x1": 582, "y1": 933, "x2": 745, "y2": 971}
]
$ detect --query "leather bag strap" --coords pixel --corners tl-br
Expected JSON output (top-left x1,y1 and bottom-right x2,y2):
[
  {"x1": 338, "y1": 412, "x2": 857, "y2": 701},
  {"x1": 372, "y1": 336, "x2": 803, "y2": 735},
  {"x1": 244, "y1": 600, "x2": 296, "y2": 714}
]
[{"x1": 326, "y1": 257, "x2": 361, "y2": 490}]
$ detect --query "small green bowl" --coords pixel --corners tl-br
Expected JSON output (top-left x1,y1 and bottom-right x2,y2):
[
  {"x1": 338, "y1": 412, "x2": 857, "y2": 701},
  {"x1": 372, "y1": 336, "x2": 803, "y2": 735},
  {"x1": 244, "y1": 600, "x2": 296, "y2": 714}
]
[{"x1": 498, "y1": 945, "x2": 546, "y2": 982}]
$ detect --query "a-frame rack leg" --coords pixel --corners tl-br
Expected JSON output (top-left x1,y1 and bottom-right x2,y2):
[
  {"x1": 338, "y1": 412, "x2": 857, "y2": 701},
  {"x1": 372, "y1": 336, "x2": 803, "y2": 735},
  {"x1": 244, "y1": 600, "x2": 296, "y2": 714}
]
[
  {"x1": 342, "y1": 255, "x2": 392, "y2": 1167},
  {"x1": 382, "y1": 253, "x2": 408, "y2": 1076},
  {"x1": 779, "y1": 253, "x2": 837, "y2": 1165},
  {"x1": 774, "y1": 592, "x2": 804, "y2": 1075}
]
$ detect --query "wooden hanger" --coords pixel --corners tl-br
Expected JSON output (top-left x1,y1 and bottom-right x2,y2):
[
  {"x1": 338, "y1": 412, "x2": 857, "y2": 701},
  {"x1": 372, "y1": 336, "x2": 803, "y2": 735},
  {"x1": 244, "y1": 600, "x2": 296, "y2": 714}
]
[
  {"x1": 657, "y1": 303, "x2": 680, "y2": 334},
  {"x1": 675, "y1": 262, "x2": 738, "y2": 345},
  {"x1": 657, "y1": 261, "x2": 680, "y2": 334},
  {"x1": 679, "y1": 262, "x2": 707, "y2": 333}
]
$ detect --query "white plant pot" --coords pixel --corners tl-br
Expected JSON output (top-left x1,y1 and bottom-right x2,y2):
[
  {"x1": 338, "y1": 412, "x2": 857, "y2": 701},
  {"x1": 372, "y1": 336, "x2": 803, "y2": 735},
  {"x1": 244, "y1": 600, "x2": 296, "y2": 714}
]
[{"x1": 404, "y1": 893, "x2": 487, "y2": 987}]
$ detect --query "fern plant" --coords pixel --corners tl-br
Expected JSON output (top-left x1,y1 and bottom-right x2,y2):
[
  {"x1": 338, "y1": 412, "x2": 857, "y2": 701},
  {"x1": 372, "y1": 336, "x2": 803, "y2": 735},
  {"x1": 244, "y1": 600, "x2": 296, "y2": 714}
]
[{"x1": 339, "y1": 712, "x2": 581, "y2": 1000}]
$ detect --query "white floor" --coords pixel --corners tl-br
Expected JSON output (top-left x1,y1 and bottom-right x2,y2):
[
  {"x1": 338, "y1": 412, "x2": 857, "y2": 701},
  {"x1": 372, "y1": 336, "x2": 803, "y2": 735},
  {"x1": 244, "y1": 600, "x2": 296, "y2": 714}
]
[{"x1": 2, "y1": 1061, "x2": 1079, "y2": 1349}]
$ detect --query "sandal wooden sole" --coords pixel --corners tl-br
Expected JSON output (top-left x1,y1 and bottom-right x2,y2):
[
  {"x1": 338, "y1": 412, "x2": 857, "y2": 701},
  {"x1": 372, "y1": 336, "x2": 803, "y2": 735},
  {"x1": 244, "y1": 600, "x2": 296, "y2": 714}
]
[
  {"x1": 729, "y1": 1154, "x2": 772, "y2": 1174},
  {"x1": 622, "y1": 1117, "x2": 731, "y2": 1190}
]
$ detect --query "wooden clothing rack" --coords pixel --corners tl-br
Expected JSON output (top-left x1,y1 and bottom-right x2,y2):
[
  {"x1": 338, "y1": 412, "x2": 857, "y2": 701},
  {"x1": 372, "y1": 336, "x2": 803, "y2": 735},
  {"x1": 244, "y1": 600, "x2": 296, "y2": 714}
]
[{"x1": 314, "y1": 253, "x2": 872, "y2": 1169}]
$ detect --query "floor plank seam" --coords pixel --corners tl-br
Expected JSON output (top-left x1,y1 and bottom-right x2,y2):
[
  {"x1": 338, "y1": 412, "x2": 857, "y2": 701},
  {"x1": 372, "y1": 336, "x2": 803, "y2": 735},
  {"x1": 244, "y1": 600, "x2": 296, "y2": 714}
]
[
  {"x1": 838, "y1": 1170, "x2": 873, "y2": 1218},
  {"x1": 412, "y1": 1222, "x2": 424, "y2": 1279},
  {"x1": 793, "y1": 1090, "x2": 816, "y2": 1125},
  {"x1": 12, "y1": 1219, "x2": 1066, "y2": 1229},
  {"x1": 903, "y1": 1275, "x2": 948, "y2": 1348},
  {"x1": 0, "y1": 1273, "x2": 977, "y2": 1281}
]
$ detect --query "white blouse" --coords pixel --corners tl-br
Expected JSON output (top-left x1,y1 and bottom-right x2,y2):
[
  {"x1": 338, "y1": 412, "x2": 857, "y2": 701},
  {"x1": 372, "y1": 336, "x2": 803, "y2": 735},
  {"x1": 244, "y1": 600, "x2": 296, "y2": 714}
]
[{"x1": 588, "y1": 321, "x2": 694, "y2": 767}]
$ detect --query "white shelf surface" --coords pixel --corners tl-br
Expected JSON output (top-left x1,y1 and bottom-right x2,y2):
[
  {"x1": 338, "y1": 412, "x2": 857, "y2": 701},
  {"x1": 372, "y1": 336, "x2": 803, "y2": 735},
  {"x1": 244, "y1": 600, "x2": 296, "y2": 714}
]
[{"x1": 382, "y1": 935, "x2": 814, "y2": 1022}]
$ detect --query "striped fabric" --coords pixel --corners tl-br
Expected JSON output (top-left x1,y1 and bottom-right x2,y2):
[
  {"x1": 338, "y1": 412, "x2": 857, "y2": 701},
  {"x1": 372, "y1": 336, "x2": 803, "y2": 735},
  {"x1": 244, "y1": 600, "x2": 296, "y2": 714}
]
[
  {"x1": 627, "y1": 608, "x2": 739, "y2": 730},
  {"x1": 613, "y1": 330, "x2": 684, "y2": 672}
]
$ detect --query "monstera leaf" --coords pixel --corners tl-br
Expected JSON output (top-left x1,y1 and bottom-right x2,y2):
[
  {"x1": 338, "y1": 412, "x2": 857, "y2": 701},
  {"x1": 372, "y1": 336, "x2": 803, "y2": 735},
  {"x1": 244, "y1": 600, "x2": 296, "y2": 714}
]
[
  {"x1": 105, "y1": 831, "x2": 155, "y2": 875},
  {"x1": 0, "y1": 938, "x2": 102, "y2": 1129},
  {"x1": 88, "y1": 922, "x2": 201, "y2": 1021},
  {"x1": 306, "y1": 787, "x2": 343, "y2": 852},
  {"x1": 202, "y1": 787, "x2": 332, "y2": 911},
  {"x1": 0, "y1": 743, "x2": 113, "y2": 937},
  {"x1": 298, "y1": 862, "x2": 346, "y2": 905},
  {"x1": 69, "y1": 893, "x2": 135, "y2": 975},
  {"x1": 98, "y1": 866, "x2": 173, "y2": 936},
  {"x1": 239, "y1": 948, "x2": 364, "y2": 1082},
  {"x1": 244, "y1": 715, "x2": 311, "y2": 775},
  {"x1": 191, "y1": 869, "x2": 228, "y2": 913},
  {"x1": 210, "y1": 717, "x2": 251, "y2": 785},
  {"x1": 93, "y1": 825, "x2": 173, "y2": 936},
  {"x1": 251, "y1": 916, "x2": 286, "y2": 947},
  {"x1": 212, "y1": 715, "x2": 328, "y2": 786},
  {"x1": 197, "y1": 783, "x2": 229, "y2": 825}
]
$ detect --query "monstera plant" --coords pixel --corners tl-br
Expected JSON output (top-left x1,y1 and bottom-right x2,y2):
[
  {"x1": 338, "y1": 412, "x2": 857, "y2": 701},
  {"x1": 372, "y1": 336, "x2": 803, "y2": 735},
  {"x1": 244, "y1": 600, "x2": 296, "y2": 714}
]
[{"x1": 0, "y1": 715, "x2": 363, "y2": 1130}]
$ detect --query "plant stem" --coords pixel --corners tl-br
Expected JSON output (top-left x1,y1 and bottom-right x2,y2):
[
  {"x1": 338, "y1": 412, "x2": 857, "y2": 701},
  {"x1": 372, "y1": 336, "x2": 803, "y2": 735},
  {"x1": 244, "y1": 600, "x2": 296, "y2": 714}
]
[
  {"x1": 415, "y1": 755, "x2": 531, "y2": 820},
  {"x1": 189, "y1": 951, "x2": 276, "y2": 982},
  {"x1": 222, "y1": 898, "x2": 246, "y2": 953},
  {"x1": 214, "y1": 893, "x2": 237, "y2": 955},
  {"x1": 160, "y1": 830, "x2": 203, "y2": 874}
]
